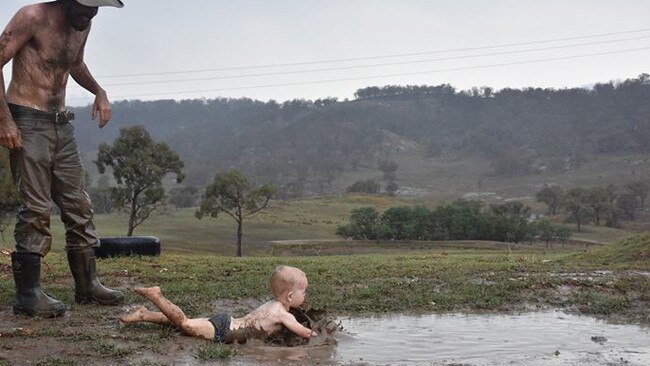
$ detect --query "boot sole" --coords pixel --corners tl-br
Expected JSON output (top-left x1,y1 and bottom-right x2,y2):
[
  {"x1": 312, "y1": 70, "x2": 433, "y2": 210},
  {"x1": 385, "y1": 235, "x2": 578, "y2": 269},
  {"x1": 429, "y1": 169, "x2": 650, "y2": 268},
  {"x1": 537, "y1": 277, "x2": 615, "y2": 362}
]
[{"x1": 13, "y1": 305, "x2": 66, "y2": 318}]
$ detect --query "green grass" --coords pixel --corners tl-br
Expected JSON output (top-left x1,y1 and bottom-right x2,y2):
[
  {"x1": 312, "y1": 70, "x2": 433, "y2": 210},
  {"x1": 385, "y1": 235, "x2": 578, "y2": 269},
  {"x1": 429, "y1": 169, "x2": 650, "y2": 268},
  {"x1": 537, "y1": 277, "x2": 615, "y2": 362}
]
[
  {"x1": 35, "y1": 358, "x2": 77, "y2": 366},
  {"x1": 0, "y1": 235, "x2": 648, "y2": 365},
  {"x1": 38, "y1": 195, "x2": 410, "y2": 256},
  {"x1": 194, "y1": 343, "x2": 234, "y2": 361},
  {"x1": 579, "y1": 291, "x2": 631, "y2": 316},
  {"x1": 563, "y1": 233, "x2": 650, "y2": 268},
  {"x1": 2, "y1": 236, "x2": 646, "y2": 316},
  {"x1": 91, "y1": 340, "x2": 136, "y2": 358},
  {"x1": 28, "y1": 193, "x2": 639, "y2": 259}
]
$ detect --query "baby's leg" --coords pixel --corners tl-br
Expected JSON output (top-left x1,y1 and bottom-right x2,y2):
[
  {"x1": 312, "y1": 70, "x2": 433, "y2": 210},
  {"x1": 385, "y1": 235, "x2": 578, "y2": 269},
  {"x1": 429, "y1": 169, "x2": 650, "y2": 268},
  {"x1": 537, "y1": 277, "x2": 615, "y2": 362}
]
[
  {"x1": 119, "y1": 305, "x2": 171, "y2": 324},
  {"x1": 133, "y1": 287, "x2": 215, "y2": 340}
]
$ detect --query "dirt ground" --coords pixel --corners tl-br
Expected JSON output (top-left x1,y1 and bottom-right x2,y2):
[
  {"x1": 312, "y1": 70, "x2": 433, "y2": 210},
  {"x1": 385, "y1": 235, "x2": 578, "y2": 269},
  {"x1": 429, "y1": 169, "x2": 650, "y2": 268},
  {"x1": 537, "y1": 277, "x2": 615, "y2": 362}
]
[
  {"x1": 0, "y1": 259, "x2": 647, "y2": 365},
  {"x1": 0, "y1": 296, "x2": 342, "y2": 366}
]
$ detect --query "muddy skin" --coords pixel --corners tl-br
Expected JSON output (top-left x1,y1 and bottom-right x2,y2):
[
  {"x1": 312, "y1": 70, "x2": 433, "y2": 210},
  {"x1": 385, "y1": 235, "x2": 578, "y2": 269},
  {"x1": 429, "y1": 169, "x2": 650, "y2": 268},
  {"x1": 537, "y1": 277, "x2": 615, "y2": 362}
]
[
  {"x1": 0, "y1": 30, "x2": 11, "y2": 55},
  {"x1": 265, "y1": 307, "x2": 341, "y2": 347}
]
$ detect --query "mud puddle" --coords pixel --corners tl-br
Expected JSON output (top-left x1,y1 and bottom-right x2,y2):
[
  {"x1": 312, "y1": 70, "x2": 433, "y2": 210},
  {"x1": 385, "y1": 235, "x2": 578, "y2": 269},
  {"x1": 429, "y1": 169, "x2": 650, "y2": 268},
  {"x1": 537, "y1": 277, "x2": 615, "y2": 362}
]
[
  {"x1": 336, "y1": 310, "x2": 650, "y2": 366},
  {"x1": 220, "y1": 310, "x2": 650, "y2": 366}
]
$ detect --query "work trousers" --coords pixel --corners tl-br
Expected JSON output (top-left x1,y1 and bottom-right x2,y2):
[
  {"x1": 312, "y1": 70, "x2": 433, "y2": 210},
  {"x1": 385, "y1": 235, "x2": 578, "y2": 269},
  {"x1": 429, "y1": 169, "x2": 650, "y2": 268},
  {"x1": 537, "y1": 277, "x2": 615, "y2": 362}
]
[{"x1": 9, "y1": 105, "x2": 98, "y2": 256}]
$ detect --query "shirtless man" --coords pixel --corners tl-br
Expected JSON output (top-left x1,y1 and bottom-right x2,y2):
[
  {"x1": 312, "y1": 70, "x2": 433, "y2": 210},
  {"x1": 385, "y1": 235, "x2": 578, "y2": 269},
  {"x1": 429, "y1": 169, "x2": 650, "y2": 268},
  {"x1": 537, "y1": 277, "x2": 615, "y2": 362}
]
[
  {"x1": 120, "y1": 266, "x2": 318, "y2": 343},
  {"x1": 0, "y1": 0, "x2": 125, "y2": 317}
]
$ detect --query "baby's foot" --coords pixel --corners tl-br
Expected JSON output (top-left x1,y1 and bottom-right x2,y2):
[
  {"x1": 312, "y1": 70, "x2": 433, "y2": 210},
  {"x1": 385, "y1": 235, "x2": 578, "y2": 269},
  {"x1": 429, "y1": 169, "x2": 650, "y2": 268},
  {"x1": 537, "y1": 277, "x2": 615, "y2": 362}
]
[
  {"x1": 119, "y1": 305, "x2": 148, "y2": 323},
  {"x1": 134, "y1": 286, "x2": 161, "y2": 298}
]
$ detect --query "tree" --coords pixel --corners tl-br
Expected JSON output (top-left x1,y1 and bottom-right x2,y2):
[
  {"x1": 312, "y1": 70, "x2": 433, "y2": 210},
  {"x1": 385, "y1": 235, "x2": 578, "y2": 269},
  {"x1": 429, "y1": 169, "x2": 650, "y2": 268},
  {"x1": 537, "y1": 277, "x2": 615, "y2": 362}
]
[
  {"x1": 335, "y1": 206, "x2": 380, "y2": 240},
  {"x1": 616, "y1": 192, "x2": 640, "y2": 220},
  {"x1": 377, "y1": 160, "x2": 399, "y2": 196},
  {"x1": 378, "y1": 160, "x2": 398, "y2": 182},
  {"x1": 536, "y1": 184, "x2": 563, "y2": 215},
  {"x1": 625, "y1": 181, "x2": 649, "y2": 209},
  {"x1": 385, "y1": 181, "x2": 399, "y2": 197},
  {"x1": 588, "y1": 186, "x2": 615, "y2": 226},
  {"x1": 533, "y1": 219, "x2": 571, "y2": 246},
  {"x1": 346, "y1": 179, "x2": 380, "y2": 194},
  {"x1": 95, "y1": 126, "x2": 185, "y2": 236},
  {"x1": 168, "y1": 186, "x2": 199, "y2": 208},
  {"x1": 0, "y1": 150, "x2": 20, "y2": 243},
  {"x1": 562, "y1": 187, "x2": 593, "y2": 231},
  {"x1": 88, "y1": 174, "x2": 113, "y2": 214},
  {"x1": 195, "y1": 170, "x2": 275, "y2": 257},
  {"x1": 380, "y1": 206, "x2": 415, "y2": 240},
  {"x1": 489, "y1": 201, "x2": 533, "y2": 243}
]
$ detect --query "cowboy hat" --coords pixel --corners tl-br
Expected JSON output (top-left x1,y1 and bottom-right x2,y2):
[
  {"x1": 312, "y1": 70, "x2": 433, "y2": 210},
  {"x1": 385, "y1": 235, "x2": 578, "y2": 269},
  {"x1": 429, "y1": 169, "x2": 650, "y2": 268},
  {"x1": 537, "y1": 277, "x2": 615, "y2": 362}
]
[{"x1": 75, "y1": 0, "x2": 124, "y2": 7}]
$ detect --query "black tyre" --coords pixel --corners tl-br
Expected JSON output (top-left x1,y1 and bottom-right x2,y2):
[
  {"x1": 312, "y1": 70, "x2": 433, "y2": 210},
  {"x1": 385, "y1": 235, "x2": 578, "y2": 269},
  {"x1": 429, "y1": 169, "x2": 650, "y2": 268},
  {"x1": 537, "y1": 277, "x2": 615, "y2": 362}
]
[{"x1": 95, "y1": 236, "x2": 161, "y2": 258}]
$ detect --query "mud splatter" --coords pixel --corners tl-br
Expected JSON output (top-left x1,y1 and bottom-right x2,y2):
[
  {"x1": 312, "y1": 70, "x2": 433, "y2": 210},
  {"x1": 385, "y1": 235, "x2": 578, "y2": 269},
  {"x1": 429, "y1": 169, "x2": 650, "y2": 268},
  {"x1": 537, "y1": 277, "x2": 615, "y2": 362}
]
[{"x1": 266, "y1": 307, "x2": 341, "y2": 347}]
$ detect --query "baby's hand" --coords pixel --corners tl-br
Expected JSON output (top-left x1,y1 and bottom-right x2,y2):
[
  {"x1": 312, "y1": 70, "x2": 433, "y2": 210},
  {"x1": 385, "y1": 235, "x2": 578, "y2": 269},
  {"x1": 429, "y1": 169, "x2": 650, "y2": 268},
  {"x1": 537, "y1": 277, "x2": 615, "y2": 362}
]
[{"x1": 310, "y1": 330, "x2": 318, "y2": 337}]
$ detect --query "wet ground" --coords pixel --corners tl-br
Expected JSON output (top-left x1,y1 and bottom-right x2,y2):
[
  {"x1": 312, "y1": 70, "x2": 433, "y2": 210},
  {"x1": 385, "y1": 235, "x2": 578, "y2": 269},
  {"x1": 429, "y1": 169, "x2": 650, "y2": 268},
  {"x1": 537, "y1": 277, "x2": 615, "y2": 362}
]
[{"x1": 224, "y1": 310, "x2": 650, "y2": 366}]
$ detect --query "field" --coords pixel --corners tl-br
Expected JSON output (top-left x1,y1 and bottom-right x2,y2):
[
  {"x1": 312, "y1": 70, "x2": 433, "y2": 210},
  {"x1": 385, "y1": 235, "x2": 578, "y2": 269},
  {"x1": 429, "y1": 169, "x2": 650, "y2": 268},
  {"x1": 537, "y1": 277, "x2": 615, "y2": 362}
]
[
  {"x1": 38, "y1": 195, "x2": 416, "y2": 256},
  {"x1": 28, "y1": 193, "x2": 643, "y2": 257},
  {"x1": 0, "y1": 234, "x2": 648, "y2": 365},
  {"x1": 0, "y1": 194, "x2": 648, "y2": 365}
]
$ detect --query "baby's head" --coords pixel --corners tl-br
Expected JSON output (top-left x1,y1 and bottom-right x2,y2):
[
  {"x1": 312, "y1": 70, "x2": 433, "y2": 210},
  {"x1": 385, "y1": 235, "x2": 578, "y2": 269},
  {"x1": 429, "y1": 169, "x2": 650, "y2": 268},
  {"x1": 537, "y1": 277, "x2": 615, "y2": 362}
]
[{"x1": 270, "y1": 265, "x2": 308, "y2": 308}]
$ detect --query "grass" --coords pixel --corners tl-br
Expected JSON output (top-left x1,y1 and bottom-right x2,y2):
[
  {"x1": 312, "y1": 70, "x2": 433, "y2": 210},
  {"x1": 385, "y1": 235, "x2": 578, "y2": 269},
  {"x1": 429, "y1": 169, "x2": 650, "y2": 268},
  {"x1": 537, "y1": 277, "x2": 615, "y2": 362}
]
[
  {"x1": 2, "y1": 236, "x2": 647, "y2": 316},
  {"x1": 388, "y1": 149, "x2": 650, "y2": 201},
  {"x1": 35, "y1": 358, "x2": 77, "y2": 366},
  {"x1": 32, "y1": 193, "x2": 641, "y2": 258},
  {"x1": 0, "y1": 235, "x2": 648, "y2": 365},
  {"x1": 563, "y1": 233, "x2": 650, "y2": 268},
  {"x1": 194, "y1": 343, "x2": 235, "y2": 361},
  {"x1": 40, "y1": 195, "x2": 411, "y2": 256},
  {"x1": 0, "y1": 190, "x2": 648, "y2": 365},
  {"x1": 91, "y1": 340, "x2": 136, "y2": 358}
]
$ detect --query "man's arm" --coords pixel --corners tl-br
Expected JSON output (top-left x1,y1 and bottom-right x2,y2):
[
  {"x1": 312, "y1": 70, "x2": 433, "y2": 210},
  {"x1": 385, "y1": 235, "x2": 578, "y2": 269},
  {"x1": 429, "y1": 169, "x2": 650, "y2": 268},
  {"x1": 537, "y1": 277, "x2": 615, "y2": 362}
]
[
  {"x1": 0, "y1": 7, "x2": 37, "y2": 149},
  {"x1": 70, "y1": 35, "x2": 112, "y2": 128}
]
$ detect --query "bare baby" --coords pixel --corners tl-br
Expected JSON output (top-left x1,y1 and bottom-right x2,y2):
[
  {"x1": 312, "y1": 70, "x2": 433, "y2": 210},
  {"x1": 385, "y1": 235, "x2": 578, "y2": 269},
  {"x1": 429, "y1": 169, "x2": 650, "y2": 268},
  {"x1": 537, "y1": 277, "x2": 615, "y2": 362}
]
[{"x1": 119, "y1": 265, "x2": 317, "y2": 343}]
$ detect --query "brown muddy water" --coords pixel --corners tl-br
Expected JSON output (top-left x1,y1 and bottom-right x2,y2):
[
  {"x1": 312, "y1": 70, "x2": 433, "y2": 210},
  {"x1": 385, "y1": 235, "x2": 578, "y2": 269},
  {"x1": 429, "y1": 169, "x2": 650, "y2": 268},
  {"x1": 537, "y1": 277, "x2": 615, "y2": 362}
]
[{"x1": 217, "y1": 310, "x2": 650, "y2": 366}]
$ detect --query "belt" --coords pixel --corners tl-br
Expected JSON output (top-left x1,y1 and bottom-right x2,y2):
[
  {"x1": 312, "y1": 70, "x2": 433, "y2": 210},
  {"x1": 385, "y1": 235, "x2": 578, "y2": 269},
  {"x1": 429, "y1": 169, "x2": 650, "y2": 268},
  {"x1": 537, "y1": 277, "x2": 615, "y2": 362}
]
[{"x1": 8, "y1": 103, "x2": 75, "y2": 124}]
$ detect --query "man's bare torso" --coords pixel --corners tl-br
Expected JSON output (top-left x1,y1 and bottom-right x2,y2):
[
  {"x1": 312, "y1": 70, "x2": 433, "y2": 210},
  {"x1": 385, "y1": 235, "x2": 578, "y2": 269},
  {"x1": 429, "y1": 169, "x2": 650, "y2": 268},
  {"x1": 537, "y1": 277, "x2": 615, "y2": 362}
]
[{"x1": 5, "y1": 2, "x2": 90, "y2": 112}]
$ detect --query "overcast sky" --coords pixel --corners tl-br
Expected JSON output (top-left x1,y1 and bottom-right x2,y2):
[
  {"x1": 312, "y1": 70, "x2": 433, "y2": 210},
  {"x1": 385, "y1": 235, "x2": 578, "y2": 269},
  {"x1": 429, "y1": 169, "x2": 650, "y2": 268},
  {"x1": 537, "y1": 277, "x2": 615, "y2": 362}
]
[{"x1": 2, "y1": 0, "x2": 650, "y2": 106}]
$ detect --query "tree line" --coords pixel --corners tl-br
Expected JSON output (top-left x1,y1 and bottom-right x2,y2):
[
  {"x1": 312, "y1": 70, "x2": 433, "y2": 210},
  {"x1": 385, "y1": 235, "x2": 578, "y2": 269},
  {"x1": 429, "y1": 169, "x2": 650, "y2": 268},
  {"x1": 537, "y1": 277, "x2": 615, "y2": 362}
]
[
  {"x1": 536, "y1": 181, "x2": 648, "y2": 230},
  {"x1": 336, "y1": 200, "x2": 570, "y2": 244}
]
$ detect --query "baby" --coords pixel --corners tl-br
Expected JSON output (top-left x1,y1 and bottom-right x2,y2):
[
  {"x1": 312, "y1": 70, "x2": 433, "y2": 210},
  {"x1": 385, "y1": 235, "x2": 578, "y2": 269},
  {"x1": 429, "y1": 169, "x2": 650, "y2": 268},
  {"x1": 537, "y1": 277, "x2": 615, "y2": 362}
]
[{"x1": 119, "y1": 265, "x2": 317, "y2": 343}]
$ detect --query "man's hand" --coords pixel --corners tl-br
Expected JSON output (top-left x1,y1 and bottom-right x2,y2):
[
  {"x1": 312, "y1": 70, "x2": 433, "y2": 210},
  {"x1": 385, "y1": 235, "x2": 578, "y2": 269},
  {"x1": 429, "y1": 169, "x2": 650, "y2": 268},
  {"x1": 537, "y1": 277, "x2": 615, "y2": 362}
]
[
  {"x1": 92, "y1": 90, "x2": 111, "y2": 128},
  {"x1": 0, "y1": 119, "x2": 22, "y2": 149}
]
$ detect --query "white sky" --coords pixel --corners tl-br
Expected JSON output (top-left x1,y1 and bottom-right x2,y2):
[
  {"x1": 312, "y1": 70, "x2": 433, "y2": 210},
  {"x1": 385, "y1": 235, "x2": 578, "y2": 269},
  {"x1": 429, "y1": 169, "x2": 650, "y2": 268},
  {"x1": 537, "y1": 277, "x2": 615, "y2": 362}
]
[{"x1": 2, "y1": 0, "x2": 650, "y2": 106}]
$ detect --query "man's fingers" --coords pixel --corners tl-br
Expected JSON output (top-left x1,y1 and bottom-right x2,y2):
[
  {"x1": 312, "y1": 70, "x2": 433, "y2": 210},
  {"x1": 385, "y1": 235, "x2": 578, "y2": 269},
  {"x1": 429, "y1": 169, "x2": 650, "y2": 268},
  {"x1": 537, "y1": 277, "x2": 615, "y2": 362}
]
[
  {"x1": 14, "y1": 133, "x2": 22, "y2": 149},
  {"x1": 1, "y1": 131, "x2": 22, "y2": 149},
  {"x1": 92, "y1": 104, "x2": 98, "y2": 120},
  {"x1": 98, "y1": 108, "x2": 111, "y2": 128}
]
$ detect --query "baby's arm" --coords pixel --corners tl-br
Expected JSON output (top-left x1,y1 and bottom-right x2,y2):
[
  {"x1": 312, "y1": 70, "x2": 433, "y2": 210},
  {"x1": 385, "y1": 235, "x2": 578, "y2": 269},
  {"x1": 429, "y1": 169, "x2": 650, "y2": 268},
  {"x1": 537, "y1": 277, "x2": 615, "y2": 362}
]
[{"x1": 280, "y1": 312, "x2": 317, "y2": 338}]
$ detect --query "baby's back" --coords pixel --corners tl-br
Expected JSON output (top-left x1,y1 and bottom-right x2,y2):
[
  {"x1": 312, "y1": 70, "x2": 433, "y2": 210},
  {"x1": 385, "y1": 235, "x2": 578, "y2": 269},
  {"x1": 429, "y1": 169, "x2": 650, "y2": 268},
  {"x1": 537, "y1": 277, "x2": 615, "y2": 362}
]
[{"x1": 231, "y1": 300, "x2": 289, "y2": 337}]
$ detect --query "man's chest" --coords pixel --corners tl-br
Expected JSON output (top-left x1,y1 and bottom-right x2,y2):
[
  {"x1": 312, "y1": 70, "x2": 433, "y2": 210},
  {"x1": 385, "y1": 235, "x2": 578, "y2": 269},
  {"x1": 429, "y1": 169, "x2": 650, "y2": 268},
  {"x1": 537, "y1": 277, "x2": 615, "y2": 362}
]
[{"x1": 27, "y1": 31, "x2": 87, "y2": 69}]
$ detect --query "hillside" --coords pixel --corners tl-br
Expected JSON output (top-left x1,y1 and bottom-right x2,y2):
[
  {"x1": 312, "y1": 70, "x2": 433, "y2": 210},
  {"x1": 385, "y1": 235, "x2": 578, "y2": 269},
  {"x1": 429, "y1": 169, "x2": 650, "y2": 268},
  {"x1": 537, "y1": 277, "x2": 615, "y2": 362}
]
[
  {"x1": 70, "y1": 75, "x2": 650, "y2": 199},
  {"x1": 567, "y1": 233, "x2": 650, "y2": 267}
]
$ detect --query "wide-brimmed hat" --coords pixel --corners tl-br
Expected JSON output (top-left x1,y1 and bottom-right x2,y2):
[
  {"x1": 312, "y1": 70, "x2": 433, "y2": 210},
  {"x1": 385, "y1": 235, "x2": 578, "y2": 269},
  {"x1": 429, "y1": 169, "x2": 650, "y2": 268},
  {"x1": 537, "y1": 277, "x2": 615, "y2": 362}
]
[{"x1": 75, "y1": 0, "x2": 124, "y2": 7}]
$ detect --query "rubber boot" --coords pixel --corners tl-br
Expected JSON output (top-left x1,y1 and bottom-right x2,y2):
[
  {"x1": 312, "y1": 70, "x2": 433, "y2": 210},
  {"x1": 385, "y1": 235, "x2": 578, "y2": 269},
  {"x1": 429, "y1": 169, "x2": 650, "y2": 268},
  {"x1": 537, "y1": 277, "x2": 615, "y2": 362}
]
[
  {"x1": 12, "y1": 252, "x2": 66, "y2": 317},
  {"x1": 67, "y1": 248, "x2": 124, "y2": 305}
]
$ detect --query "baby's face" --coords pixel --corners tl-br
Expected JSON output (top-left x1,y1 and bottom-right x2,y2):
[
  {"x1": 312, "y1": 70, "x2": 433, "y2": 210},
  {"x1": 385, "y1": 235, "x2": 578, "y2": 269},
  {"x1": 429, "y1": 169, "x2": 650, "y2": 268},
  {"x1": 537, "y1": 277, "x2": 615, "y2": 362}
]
[{"x1": 290, "y1": 276, "x2": 308, "y2": 307}]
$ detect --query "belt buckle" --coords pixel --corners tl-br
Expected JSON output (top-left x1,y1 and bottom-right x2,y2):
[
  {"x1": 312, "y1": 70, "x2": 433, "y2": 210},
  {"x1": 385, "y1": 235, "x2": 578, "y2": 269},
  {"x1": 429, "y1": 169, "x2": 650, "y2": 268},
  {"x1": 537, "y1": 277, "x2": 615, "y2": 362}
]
[{"x1": 54, "y1": 110, "x2": 74, "y2": 124}]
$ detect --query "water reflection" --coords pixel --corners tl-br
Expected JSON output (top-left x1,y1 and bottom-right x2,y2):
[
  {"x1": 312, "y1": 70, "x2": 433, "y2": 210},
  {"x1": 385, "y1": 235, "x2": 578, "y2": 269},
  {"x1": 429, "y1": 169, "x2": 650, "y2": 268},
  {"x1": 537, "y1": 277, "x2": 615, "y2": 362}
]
[
  {"x1": 212, "y1": 310, "x2": 650, "y2": 365},
  {"x1": 337, "y1": 310, "x2": 650, "y2": 365}
]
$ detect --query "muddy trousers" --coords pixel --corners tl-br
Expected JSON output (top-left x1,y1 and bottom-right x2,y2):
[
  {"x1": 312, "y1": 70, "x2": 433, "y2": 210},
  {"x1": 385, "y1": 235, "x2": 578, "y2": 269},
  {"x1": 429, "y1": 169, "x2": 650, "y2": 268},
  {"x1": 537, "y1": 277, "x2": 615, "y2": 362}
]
[
  {"x1": 9, "y1": 104, "x2": 98, "y2": 256},
  {"x1": 9, "y1": 104, "x2": 123, "y2": 316}
]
